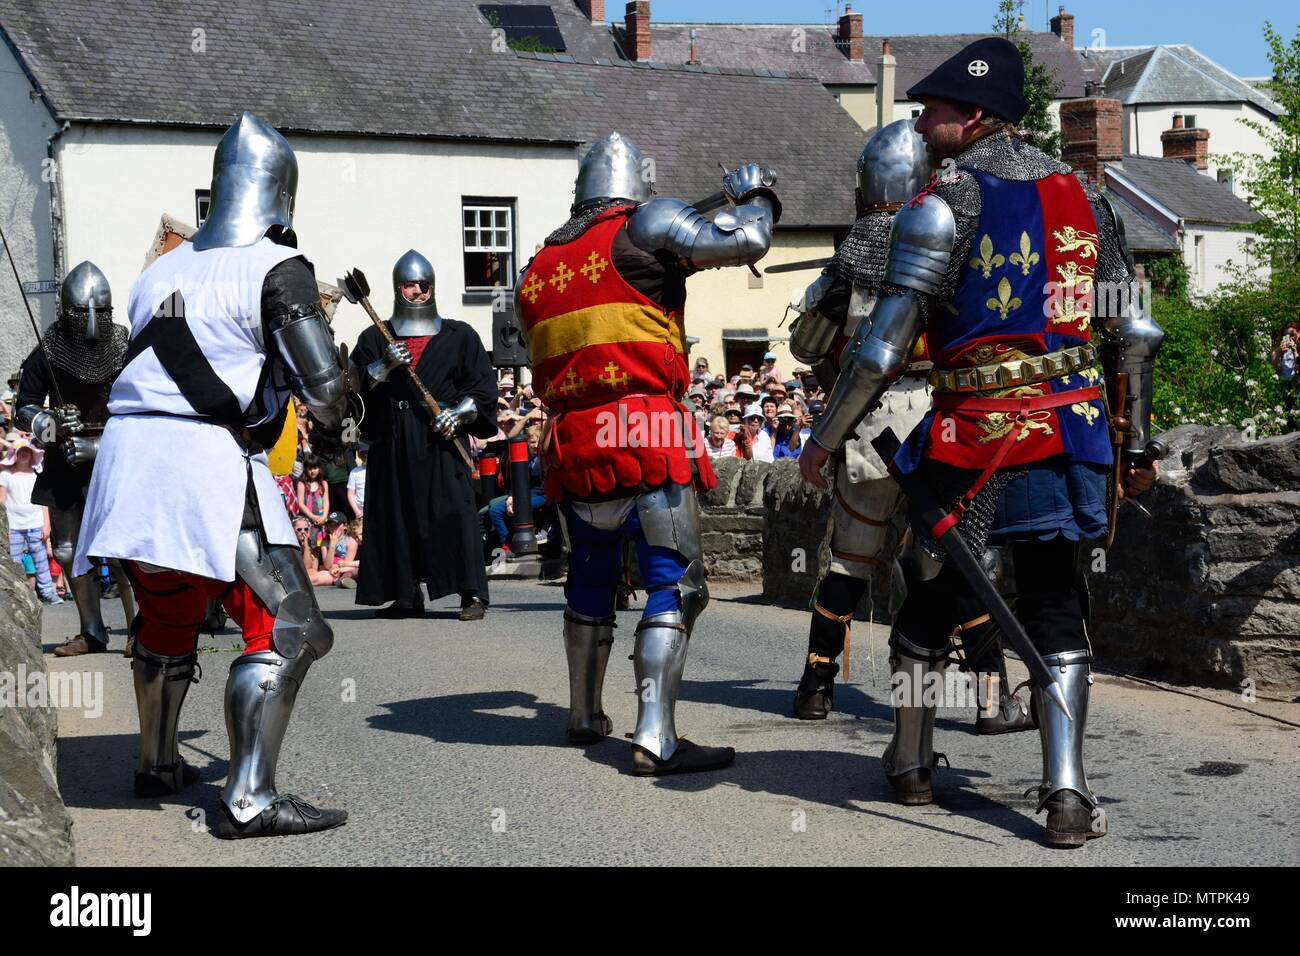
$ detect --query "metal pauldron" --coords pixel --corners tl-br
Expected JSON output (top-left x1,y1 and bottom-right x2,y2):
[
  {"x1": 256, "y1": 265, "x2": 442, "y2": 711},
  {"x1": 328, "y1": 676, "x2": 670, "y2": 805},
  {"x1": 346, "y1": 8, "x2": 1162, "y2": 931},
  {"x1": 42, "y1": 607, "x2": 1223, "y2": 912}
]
[
  {"x1": 929, "y1": 344, "x2": 1098, "y2": 393},
  {"x1": 884, "y1": 194, "x2": 956, "y2": 295}
]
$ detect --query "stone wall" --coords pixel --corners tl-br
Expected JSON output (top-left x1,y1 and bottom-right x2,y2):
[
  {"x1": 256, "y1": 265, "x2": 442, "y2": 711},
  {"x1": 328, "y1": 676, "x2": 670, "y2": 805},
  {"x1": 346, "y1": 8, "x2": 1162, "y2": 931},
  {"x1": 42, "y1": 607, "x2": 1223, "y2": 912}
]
[
  {"x1": 1093, "y1": 426, "x2": 1300, "y2": 691},
  {"x1": 701, "y1": 456, "x2": 893, "y2": 619},
  {"x1": 718, "y1": 425, "x2": 1300, "y2": 693},
  {"x1": 0, "y1": 508, "x2": 75, "y2": 865}
]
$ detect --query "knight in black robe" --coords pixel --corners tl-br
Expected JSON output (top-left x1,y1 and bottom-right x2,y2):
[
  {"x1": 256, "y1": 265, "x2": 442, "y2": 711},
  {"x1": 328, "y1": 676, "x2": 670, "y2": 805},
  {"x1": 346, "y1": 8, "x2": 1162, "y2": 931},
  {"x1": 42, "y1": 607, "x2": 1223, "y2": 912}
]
[{"x1": 349, "y1": 250, "x2": 497, "y2": 620}]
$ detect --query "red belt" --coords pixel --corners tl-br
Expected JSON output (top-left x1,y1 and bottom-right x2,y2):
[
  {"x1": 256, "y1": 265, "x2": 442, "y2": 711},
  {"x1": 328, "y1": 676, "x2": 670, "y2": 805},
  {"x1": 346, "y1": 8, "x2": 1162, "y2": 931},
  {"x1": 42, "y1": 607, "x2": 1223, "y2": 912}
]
[{"x1": 926, "y1": 386, "x2": 1100, "y2": 538}]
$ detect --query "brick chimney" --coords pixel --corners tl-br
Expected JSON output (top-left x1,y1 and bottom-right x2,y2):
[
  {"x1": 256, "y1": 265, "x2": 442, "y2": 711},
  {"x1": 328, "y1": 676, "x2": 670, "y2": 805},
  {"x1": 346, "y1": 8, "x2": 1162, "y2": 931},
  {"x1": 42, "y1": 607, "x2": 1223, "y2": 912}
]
[
  {"x1": 579, "y1": 0, "x2": 605, "y2": 23},
  {"x1": 1050, "y1": 5, "x2": 1075, "y2": 48},
  {"x1": 838, "y1": 4, "x2": 863, "y2": 62},
  {"x1": 625, "y1": 1, "x2": 651, "y2": 61},
  {"x1": 1161, "y1": 112, "x2": 1211, "y2": 170},
  {"x1": 1060, "y1": 96, "x2": 1123, "y2": 188},
  {"x1": 877, "y1": 39, "x2": 895, "y2": 128}
]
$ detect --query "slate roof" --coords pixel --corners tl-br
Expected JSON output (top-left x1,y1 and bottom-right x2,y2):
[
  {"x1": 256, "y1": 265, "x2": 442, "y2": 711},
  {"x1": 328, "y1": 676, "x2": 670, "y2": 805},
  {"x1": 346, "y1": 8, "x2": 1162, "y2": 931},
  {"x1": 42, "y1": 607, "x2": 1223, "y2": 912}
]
[
  {"x1": 1100, "y1": 189, "x2": 1179, "y2": 253},
  {"x1": 1107, "y1": 154, "x2": 1261, "y2": 226},
  {"x1": 865, "y1": 31, "x2": 1095, "y2": 100},
  {"x1": 643, "y1": 22, "x2": 873, "y2": 84},
  {"x1": 1078, "y1": 44, "x2": 1282, "y2": 116},
  {"x1": 0, "y1": 0, "x2": 867, "y2": 227}
]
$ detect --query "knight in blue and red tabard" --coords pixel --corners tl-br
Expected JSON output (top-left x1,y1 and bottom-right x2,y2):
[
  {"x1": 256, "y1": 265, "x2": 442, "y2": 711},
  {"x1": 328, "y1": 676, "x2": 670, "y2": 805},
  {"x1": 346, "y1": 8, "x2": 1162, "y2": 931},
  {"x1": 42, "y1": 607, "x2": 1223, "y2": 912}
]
[
  {"x1": 798, "y1": 38, "x2": 1164, "y2": 848},
  {"x1": 350, "y1": 250, "x2": 498, "y2": 621}
]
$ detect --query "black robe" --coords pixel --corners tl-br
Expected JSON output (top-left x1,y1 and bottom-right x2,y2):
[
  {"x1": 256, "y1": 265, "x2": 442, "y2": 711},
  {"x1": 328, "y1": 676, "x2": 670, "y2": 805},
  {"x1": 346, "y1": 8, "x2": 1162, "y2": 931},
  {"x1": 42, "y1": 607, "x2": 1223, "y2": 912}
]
[{"x1": 350, "y1": 319, "x2": 497, "y2": 606}]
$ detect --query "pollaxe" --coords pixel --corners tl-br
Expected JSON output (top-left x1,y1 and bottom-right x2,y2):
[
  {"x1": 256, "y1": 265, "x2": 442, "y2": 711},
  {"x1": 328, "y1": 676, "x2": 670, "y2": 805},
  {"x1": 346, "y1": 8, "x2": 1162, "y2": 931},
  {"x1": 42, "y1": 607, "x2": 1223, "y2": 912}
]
[{"x1": 348, "y1": 248, "x2": 498, "y2": 620}]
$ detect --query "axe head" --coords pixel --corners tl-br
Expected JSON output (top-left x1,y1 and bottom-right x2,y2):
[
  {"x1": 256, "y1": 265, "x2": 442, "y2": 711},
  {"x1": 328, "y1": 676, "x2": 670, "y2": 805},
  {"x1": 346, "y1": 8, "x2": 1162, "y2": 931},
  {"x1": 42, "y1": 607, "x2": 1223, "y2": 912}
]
[{"x1": 341, "y1": 268, "x2": 370, "y2": 304}]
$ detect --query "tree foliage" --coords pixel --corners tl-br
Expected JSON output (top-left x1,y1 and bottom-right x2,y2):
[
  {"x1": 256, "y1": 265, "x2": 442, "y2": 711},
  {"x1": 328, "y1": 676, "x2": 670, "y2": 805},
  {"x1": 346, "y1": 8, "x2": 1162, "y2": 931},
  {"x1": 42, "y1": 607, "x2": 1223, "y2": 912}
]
[
  {"x1": 1214, "y1": 22, "x2": 1300, "y2": 266},
  {"x1": 992, "y1": 0, "x2": 1063, "y2": 158}
]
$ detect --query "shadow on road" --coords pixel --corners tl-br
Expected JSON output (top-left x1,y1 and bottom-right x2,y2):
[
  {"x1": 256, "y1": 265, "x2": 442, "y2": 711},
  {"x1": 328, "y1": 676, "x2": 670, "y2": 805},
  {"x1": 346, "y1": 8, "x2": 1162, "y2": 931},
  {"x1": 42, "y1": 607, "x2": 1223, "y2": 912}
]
[
  {"x1": 368, "y1": 690, "x2": 572, "y2": 749},
  {"x1": 368, "y1": 687, "x2": 1042, "y2": 844},
  {"x1": 57, "y1": 730, "x2": 227, "y2": 813}
]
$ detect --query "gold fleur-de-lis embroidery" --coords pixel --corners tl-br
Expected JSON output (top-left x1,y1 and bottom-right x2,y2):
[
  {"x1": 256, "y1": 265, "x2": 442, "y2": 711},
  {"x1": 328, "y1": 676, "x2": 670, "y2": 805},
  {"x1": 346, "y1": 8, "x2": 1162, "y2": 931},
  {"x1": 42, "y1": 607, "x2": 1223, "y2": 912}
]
[
  {"x1": 549, "y1": 261, "x2": 576, "y2": 294},
  {"x1": 985, "y1": 276, "x2": 1021, "y2": 319},
  {"x1": 520, "y1": 272, "x2": 545, "y2": 304},
  {"x1": 969, "y1": 234, "x2": 1005, "y2": 279},
  {"x1": 1078, "y1": 365, "x2": 1101, "y2": 385},
  {"x1": 1071, "y1": 402, "x2": 1100, "y2": 425},
  {"x1": 1008, "y1": 231, "x2": 1039, "y2": 276},
  {"x1": 1053, "y1": 226, "x2": 1099, "y2": 259},
  {"x1": 580, "y1": 251, "x2": 609, "y2": 284}
]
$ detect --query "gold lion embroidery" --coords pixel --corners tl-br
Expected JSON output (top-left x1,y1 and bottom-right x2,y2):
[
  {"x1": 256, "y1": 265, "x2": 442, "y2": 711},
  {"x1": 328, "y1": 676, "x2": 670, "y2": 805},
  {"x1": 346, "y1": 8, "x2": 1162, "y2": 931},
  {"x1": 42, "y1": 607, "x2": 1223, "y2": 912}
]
[
  {"x1": 986, "y1": 276, "x2": 1021, "y2": 320},
  {"x1": 1009, "y1": 231, "x2": 1039, "y2": 276},
  {"x1": 1053, "y1": 226, "x2": 1099, "y2": 259},
  {"x1": 970, "y1": 234, "x2": 1005, "y2": 279},
  {"x1": 1051, "y1": 261, "x2": 1095, "y2": 332},
  {"x1": 978, "y1": 410, "x2": 1055, "y2": 443}
]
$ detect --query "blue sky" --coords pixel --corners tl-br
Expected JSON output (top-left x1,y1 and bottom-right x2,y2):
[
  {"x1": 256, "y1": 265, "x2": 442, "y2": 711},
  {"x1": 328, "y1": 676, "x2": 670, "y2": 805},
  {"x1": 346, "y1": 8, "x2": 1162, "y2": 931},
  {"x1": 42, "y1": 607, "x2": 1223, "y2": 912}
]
[{"x1": 641, "y1": 1, "x2": 1296, "y2": 76}]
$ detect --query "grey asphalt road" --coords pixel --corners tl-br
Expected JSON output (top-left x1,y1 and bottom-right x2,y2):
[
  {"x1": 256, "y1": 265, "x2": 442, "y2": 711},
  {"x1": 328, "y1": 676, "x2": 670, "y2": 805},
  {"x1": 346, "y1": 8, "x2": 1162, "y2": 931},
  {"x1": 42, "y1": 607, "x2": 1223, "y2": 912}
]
[{"x1": 43, "y1": 579, "x2": 1299, "y2": 866}]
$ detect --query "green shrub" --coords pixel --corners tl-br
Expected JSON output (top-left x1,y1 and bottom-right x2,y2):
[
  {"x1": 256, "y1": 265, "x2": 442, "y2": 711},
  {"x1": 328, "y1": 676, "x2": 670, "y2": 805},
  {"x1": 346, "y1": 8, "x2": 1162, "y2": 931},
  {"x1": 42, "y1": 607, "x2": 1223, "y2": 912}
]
[{"x1": 1150, "y1": 270, "x2": 1299, "y2": 438}]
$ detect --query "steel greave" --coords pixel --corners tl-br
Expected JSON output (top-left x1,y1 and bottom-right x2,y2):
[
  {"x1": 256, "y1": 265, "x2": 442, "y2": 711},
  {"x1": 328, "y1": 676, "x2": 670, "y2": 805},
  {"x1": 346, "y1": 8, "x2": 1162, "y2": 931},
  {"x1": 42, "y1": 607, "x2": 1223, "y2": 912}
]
[
  {"x1": 1034, "y1": 651, "x2": 1095, "y2": 810},
  {"x1": 882, "y1": 632, "x2": 948, "y2": 777},
  {"x1": 132, "y1": 644, "x2": 197, "y2": 789},
  {"x1": 221, "y1": 647, "x2": 315, "y2": 823},
  {"x1": 69, "y1": 571, "x2": 110, "y2": 644},
  {"x1": 563, "y1": 610, "x2": 614, "y2": 736},
  {"x1": 631, "y1": 610, "x2": 689, "y2": 760}
]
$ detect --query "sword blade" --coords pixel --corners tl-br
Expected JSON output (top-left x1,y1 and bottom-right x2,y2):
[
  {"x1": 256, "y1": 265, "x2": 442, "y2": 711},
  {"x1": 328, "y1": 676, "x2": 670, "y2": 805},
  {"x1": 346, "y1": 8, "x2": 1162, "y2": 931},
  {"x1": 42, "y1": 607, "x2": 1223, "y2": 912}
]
[
  {"x1": 763, "y1": 257, "x2": 833, "y2": 275},
  {"x1": 871, "y1": 428, "x2": 1071, "y2": 719}
]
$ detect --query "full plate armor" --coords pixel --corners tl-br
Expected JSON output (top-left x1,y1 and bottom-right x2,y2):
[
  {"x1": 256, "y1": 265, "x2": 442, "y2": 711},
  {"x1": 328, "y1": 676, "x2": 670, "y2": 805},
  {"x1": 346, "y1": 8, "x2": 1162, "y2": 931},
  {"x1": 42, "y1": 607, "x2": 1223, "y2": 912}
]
[
  {"x1": 807, "y1": 46, "x2": 1162, "y2": 845},
  {"x1": 516, "y1": 132, "x2": 780, "y2": 774},
  {"x1": 75, "y1": 112, "x2": 350, "y2": 839}
]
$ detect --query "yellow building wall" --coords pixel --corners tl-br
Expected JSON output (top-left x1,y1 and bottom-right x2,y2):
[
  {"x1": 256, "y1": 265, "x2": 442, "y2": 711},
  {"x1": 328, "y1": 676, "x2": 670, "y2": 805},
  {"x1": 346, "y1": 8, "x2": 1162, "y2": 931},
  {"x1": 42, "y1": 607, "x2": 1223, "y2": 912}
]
[
  {"x1": 681, "y1": 229, "x2": 836, "y2": 378},
  {"x1": 829, "y1": 85, "x2": 876, "y2": 133}
]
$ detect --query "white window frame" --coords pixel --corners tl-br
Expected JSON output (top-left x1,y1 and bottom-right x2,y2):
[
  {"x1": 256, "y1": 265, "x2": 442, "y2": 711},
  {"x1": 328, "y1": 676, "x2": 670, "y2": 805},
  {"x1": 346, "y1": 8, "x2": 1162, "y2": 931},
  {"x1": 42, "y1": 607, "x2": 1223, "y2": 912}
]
[{"x1": 462, "y1": 202, "x2": 515, "y2": 292}]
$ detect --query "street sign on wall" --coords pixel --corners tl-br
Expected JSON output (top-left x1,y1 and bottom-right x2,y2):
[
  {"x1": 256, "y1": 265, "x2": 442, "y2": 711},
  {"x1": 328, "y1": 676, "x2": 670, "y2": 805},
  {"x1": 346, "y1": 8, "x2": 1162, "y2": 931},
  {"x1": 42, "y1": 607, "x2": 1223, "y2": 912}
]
[{"x1": 21, "y1": 280, "x2": 58, "y2": 295}]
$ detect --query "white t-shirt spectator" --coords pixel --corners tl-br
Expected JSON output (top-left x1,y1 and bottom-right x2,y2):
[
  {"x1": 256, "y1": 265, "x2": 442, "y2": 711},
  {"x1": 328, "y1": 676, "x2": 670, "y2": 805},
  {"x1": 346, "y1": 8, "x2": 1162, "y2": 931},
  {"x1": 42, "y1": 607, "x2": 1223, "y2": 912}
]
[
  {"x1": 749, "y1": 430, "x2": 774, "y2": 463},
  {"x1": 0, "y1": 470, "x2": 44, "y2": 531},
  {"x1": 346, "y1": 465, "x2": 367, "y2": 512}
]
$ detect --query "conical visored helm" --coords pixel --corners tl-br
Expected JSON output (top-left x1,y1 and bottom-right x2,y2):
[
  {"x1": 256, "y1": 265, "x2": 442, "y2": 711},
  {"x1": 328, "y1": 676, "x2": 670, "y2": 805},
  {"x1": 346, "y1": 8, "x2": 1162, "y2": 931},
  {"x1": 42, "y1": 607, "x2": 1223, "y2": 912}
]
[
  {"x1": 391, "y1": 249, "x2": 441, "y2": 332},
  {"x1": 192, "y1": 112, "x2": 298, "y2": 251},
  {"x1": 59, "y1": 260, "x2": 112, "y2": 344},
  {"x1": 857, "y1": 119, "x2": 932, "y2": 206},
  {"x1": 573, "y1": 131, "x2": 653, "y2": 210},
  {"x1": 60, "y1": 261, "x2": 111, "y2": 314}
]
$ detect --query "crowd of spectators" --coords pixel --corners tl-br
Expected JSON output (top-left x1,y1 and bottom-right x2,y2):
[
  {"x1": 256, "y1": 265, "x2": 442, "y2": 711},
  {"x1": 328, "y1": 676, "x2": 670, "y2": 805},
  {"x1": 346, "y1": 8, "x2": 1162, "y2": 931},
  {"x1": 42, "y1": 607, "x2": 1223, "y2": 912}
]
[
  {"x1": 1, "y1": 347, "x2": 824, "y2": 597},
  {"x1": 689, "y1": 352, "x2": 826, "y2": 463}
]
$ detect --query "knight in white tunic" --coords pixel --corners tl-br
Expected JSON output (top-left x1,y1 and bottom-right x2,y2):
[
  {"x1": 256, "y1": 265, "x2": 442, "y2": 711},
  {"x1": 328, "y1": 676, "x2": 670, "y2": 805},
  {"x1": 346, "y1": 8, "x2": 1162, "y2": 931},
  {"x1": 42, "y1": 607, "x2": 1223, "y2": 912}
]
[{"x1": 75, "y1": 112, "x2": 350, "y2": 840}]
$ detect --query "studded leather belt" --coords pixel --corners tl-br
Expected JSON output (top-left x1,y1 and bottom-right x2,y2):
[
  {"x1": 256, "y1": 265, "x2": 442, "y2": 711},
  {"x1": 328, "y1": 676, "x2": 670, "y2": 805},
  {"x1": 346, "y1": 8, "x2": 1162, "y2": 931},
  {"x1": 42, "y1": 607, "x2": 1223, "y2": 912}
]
[{"x1": 928, "y1": 344, "x2": 1097, "y2": 394}]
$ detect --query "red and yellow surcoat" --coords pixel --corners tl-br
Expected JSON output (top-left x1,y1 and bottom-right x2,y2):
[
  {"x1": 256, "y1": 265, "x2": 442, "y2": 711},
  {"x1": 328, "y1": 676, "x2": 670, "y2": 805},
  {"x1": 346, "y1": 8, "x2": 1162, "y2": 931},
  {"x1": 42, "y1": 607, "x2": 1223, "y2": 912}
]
[{"x1": 519, "y1": 205, "x2": 716, "y2": 503}]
